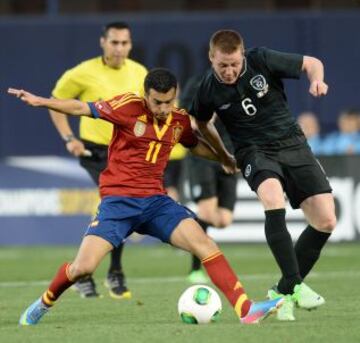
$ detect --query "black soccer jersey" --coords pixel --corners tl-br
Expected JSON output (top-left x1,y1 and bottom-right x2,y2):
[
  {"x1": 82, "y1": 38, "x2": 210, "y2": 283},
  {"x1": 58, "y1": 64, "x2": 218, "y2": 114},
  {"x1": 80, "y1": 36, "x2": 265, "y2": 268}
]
[
  {"x1": 180, "y1": 74, "x2": 234, "y2": 153},
  {"x1": 189, "y1": 47, "x2": 303, "y2": 151}
]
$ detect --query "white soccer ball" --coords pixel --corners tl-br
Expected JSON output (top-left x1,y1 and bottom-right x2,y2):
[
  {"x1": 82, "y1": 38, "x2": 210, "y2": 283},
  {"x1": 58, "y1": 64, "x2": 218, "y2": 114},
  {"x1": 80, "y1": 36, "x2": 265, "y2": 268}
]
[{"x1": 178, "y1": 285, "x2": 222, "y2": 324}]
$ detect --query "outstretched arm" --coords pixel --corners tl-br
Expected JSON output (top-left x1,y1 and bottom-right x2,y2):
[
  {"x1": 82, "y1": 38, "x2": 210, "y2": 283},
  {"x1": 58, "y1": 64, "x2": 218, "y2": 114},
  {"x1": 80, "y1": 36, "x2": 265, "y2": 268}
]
[
  {"x1": 7, "y1": 88, "x2": 91, "y2": 116},
  {"x1": 302, "y1": 56, "x2": 328, "y2": 97}
]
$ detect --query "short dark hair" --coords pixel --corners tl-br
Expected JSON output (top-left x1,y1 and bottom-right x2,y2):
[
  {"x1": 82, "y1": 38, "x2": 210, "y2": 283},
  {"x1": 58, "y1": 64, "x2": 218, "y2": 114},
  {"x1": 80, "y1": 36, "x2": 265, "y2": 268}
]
[
  {"x1": 102, "y1": 22, "x2": 130, "y2": 37},
  {"x1": 209, "y1": 29, "x2": 244, "y2": 55},
  {"x1": 144, "y1": 68, "x2": 177, "y2": 94}
]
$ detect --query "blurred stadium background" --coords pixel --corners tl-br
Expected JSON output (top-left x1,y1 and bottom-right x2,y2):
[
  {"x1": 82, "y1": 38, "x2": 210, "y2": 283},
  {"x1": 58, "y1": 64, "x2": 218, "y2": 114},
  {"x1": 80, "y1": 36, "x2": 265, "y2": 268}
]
[
  {"x1": 1, "y1": 0, "x2": 359, "y2": 244},
  {"x1": 0, "y1": 2, "x2": 359, "y2": 341}
]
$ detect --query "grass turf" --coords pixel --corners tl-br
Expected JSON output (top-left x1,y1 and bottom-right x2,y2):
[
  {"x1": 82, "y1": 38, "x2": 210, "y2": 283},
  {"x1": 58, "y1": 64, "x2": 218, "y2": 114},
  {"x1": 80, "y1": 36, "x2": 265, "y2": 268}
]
[{"x1": 0, "y1": 243, "x2": 359, "y2": 343}]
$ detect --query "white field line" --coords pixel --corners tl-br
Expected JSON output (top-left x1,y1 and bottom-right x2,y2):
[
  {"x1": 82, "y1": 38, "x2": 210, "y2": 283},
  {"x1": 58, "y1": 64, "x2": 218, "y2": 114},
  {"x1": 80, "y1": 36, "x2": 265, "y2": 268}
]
[{"x1": 0, "y1": 270, "x2": 359, "y2": 288}]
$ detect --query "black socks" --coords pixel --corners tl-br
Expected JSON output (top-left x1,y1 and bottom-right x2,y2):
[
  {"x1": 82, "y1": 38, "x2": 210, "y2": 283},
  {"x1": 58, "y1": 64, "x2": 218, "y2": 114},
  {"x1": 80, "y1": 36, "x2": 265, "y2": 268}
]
[
  {"x1": 109, "y1": 244, "x2": 124, "y2": 274},
  {"x1": 265, "y1": 209, "x2": 302, "y2": 294},
  {"x1": 295, "y1": 225, "x2": 331, "y2": 279}
]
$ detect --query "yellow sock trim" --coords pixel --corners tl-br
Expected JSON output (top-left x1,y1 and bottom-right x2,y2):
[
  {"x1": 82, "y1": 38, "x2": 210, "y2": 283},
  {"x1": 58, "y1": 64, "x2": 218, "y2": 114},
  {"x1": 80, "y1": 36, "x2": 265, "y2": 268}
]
[
  {"x1": 42, "y1": 291, "x2": 55, "y2": 306},
  {"x1": 201, "y1": 251, "x2": 223, "y2": 264},
  {"x1": 234, "y1": 293, "x2": 249, "y2": 317}
]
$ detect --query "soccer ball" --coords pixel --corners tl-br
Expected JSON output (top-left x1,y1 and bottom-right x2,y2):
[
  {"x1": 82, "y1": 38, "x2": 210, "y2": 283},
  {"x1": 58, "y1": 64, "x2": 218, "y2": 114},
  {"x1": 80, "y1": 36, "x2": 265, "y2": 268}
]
[{"x1": 178, "y1": 285, "x2": 222, "y2": 324}]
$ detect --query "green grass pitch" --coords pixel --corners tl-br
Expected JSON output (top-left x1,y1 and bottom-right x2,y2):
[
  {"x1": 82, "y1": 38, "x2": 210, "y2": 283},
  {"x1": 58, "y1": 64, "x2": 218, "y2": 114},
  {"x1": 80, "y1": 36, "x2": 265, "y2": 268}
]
[{"x1": 0, "y1": 243, "x2": 359, "y2": 343}]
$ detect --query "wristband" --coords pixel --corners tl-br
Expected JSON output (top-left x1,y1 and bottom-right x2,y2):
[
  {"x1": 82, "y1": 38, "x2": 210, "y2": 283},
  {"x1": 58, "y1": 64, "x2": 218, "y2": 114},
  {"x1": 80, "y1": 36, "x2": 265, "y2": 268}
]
[{"x1": 63, "y1": 134, "x2": 75, "y2": 143}]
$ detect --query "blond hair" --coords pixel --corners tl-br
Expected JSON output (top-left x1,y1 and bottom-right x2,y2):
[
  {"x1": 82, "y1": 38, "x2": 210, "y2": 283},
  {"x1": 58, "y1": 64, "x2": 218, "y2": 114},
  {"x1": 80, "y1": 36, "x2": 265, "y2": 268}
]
[{"x1": 209, "y1": 29, "x2": 244, "y2": 55}]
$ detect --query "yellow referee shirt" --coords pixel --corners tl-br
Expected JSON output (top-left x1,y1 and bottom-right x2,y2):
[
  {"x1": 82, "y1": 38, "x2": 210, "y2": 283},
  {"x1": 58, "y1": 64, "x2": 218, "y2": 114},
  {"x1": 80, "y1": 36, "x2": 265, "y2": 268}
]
[
  {"x1": 52, "y1": 56, "x2": 147, "y2": 145},
  {"x1": 169, "y1": 143, "x2": 187, "y2": 160}
]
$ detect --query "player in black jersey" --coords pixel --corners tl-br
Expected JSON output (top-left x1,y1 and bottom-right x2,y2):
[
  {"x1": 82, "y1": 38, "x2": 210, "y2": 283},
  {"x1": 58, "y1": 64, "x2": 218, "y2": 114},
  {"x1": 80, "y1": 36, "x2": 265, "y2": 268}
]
[
  {"x1": 180, "y1": 75, "x2": 238, "y2": 284},
  {"x1": 190, "y1": 29, "x2": 336, "y2": 321}
]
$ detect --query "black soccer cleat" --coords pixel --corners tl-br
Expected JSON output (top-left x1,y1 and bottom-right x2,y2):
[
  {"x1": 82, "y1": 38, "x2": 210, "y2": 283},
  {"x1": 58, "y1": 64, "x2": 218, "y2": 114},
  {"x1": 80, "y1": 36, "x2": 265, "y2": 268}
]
[{"x1": 104, "y1": 271, "x2": 132, "y2": 299}]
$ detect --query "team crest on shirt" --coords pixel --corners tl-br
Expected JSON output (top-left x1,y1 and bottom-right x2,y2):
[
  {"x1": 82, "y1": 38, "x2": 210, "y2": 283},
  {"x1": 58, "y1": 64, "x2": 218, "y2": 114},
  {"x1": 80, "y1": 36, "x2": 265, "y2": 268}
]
[
  {"x1": 172, "y1": 122, "x2": 183, "y2": 143},
  {"x1": 133, "y1": 114, "x2": 147, "y2": 137},
  {"x1": 250, "y1": 74, "x2": 269, "y2": 98},
  {"x1": 244, "y1": 164, "x2": 252, "y2": 178}
]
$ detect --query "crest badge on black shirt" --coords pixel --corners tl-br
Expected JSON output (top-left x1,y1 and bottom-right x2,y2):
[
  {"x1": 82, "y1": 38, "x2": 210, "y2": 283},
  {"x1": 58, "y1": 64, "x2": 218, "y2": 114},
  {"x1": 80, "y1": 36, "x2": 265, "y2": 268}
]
[{"x1": 250, "y1": 74, "x2": 269, "y2": 98}]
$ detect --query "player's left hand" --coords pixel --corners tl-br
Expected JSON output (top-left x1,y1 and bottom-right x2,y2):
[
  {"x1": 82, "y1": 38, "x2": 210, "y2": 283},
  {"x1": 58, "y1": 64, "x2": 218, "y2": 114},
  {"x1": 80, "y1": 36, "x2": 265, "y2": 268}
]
[
  {"x1": 7, "y1": 88, "x2": 43, "y2": 106},
  {"x1": 309, "y1": 80, "x2": 328, "y2": 97}
]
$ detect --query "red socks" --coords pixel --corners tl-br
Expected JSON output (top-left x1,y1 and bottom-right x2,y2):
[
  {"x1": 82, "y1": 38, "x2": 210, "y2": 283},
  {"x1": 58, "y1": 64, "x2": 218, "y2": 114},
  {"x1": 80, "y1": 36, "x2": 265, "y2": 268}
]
[
  {"x1": 202, "y1": 251, "x2": 251, "y2": 318},
  {"x1": 40, "y1": 254, "x2": 251, "y2": 318},
  {"x1": 42, "y1": 262, "x2": 74, "y2": 307}
]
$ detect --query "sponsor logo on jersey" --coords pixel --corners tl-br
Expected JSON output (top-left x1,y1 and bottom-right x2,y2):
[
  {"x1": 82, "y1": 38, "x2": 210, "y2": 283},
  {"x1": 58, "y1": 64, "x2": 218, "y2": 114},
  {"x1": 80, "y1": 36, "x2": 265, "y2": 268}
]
[
  {"x1": 219, "y1": 103, "x2": 231, "y2": 110},
  {"x1": 250, "y1": 74, "x2": 269, "y2": 98},
  {"x1": 137, "y1": 114, "x2": 148, "y2": 123},
  {"x1": 244, "y1": 164, "x2": 252, "y2": 178},
  {"x1": 95, "y1": 101, "x2": 112, "y2": 115}
]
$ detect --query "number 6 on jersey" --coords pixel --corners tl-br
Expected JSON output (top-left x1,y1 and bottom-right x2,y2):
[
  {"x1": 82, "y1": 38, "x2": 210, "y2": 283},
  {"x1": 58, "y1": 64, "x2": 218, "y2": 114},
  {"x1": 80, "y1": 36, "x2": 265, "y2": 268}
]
[{"x1": 241, "y1": 98, "x2": 257, "y2": 116}]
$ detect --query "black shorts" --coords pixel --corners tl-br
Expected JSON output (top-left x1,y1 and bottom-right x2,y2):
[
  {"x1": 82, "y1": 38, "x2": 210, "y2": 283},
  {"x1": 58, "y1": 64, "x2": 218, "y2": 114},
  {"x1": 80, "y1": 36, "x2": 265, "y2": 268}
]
[
  {"x1": 164, "y1": 159, "x2": 184, "y2": 189},
  {"x1": 188, "y1": 156, "x2": 237, "y2": 211},
  {"x1": 79, "y1": 140, "x2": 108, "y2": 186},
  {"x1": 235, "y1": 135, "x2": 332, "y2": 209}
]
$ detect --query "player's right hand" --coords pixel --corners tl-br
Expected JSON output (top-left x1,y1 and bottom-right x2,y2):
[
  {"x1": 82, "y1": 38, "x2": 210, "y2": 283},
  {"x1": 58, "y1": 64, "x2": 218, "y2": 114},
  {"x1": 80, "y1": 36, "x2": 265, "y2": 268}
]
[
  {"x1": 7, "y1": 88, "x2": 43, "y2": 107},
  {"x1": 66, "y1": 138, "x2": 87, "y2": 157},
  {"x1": 221, "y1": 154, "x2": 239, "y2": 174}
]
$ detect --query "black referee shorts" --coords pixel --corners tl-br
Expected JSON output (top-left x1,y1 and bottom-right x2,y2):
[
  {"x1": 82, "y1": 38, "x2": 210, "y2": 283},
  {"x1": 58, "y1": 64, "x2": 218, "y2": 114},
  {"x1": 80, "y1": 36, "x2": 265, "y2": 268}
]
[
  {"x1": 188, "y1": 156, "x2": 237, "y2": 211},
  {"x1": 79, "y1": 140, "x2": 108, "y2": 186}
]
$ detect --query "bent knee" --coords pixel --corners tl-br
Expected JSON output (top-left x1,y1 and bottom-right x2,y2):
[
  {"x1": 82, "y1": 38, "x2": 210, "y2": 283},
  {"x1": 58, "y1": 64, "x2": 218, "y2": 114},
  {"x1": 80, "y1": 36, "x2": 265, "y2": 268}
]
[
  {"x1": 315, "y1": 215, "x2": 337, "y2": 233},
  {"x1": 70, "y1": 263, "x2": 95, "y2": 280},
  {"x1": 214, "y1": 217, "x2": 232, "y2": 229}
]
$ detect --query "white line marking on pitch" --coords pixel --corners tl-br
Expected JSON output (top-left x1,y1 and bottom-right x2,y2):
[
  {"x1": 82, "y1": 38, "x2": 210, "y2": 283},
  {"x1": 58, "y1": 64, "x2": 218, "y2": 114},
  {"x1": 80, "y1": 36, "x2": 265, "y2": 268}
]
[{"x1": 0, "y1": 270, "x2": 359, "y2": 288}]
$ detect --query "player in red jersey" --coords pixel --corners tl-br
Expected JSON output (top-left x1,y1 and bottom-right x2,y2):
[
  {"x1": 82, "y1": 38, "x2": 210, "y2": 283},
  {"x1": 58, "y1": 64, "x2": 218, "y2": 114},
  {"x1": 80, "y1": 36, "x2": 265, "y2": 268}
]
[{"x1": 9, "y1": 68, "x2": 283, "y2": 326}]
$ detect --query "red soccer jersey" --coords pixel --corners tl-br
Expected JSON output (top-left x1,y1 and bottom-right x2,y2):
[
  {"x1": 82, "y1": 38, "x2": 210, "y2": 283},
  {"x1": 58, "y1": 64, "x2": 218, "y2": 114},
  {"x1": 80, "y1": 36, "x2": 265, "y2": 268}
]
[{"x1": 89, "y1": 93, "x2": 198, "y2": 198}]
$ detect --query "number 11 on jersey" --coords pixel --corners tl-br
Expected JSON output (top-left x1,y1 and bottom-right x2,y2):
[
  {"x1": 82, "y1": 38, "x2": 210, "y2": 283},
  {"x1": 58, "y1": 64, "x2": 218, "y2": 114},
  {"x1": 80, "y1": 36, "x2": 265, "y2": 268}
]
[{"x1": 146, "y1": 141, "x2": 162, "y2": 163}]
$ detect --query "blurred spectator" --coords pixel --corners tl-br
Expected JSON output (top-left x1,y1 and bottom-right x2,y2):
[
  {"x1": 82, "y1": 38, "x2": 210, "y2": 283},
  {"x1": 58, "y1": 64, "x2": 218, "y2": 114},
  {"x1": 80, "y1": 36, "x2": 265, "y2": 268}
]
[
  {"x1": 297, "y1": 111, "x2": 324, "y2": 155},
  {"x1": 322, "y1": 108, "x2": 360, "y2": 155}
]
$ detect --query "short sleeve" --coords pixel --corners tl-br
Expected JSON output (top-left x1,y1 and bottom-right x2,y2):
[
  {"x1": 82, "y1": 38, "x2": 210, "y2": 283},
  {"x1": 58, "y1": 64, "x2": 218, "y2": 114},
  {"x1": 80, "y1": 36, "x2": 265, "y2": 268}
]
[
  {"x1": 88, "y1": 94, "x2": 136, "y2": 125},
  {"x1": 188, "y1": 86, "x2": 214, "y2": 122},
  {"x1": 258, "y1": 47, "x2": 303, "y2": 79},
  {"x1": 52, "y1": 69, "x2": 83, "y2": 99},
  {"x1": 179, "y1": 74, "x2": 202, "y2": 111},
  {"x1": 136, "y1": 65, "x2": 148, "y2": 97},
  {"x1": 179, "y1": 116, "x2": 199, "y2": 148}
]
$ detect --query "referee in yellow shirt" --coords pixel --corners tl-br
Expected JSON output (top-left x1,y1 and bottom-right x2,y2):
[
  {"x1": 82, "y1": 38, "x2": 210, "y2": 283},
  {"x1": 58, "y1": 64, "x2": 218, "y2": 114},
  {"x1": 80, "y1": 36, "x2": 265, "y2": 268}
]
[{"x1": 50, "y1": 22, "x2": 147, "y2": 299}]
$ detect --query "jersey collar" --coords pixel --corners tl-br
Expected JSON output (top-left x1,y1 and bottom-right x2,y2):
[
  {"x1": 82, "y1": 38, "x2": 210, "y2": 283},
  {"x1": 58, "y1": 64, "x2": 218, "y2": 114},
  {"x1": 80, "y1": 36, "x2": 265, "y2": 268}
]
[
  {"x1": 153, "y1": 113, "x2": 173, "y2": 140},
  {"x1": 101, "y1": 56, "x2": 127, "y2": 69},
  {"x1": 239, "y1": 57, "x2": 248, "y2": 78}
]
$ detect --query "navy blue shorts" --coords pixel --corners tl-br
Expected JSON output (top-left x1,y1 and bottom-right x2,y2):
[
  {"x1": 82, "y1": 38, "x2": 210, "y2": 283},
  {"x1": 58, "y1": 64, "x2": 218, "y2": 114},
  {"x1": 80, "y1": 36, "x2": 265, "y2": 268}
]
[{"x1": 85, "y1": 195, "x2": 196, "y2": 247}]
